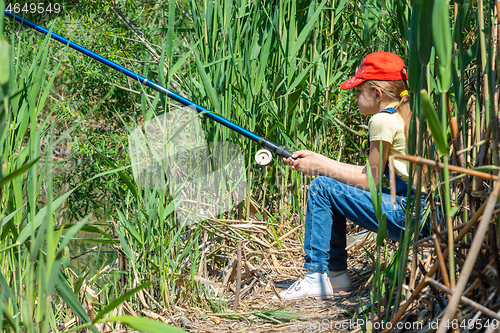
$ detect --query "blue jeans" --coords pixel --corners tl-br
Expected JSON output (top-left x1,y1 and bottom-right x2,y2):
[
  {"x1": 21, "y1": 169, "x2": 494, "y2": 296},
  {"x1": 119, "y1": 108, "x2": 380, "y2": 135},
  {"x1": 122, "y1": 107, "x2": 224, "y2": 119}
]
[{"x1": 303, "y1": 176, "x2": 423, "y2": 273}]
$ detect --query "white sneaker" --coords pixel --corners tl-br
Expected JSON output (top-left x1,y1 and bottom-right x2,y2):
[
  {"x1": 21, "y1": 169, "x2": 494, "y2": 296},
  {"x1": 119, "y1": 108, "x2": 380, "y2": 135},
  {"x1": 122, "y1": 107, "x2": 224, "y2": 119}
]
[
  {"x1": 272, "y1": 278, "x2": 334, "y2": 301},
  {"x1": 328, "y1": 271, "x2": 353, "y2": 292}
]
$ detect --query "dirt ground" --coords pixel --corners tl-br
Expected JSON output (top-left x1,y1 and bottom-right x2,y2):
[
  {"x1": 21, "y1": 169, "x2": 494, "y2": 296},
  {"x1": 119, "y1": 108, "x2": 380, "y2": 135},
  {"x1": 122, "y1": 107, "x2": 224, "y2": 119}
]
[{"x1": 170, "y1": 229, "x2": 378, "y2": 333}]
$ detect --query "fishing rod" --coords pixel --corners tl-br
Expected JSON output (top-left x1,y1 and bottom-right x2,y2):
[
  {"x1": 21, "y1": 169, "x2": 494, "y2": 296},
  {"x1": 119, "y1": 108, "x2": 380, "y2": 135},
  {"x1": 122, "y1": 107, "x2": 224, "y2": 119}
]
[{"x1": 3, "y1": 9, "x2": 293, "y2": 165}]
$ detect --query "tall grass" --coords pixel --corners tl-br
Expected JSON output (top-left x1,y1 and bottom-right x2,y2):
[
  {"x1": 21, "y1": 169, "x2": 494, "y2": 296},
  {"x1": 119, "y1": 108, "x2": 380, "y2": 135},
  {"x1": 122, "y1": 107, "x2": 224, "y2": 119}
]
[
  {"x1": 2, "y1": 0, "x2": 499, "y2": 331},
  {"x1": 0, "y1": 2, "x2": 186, "y2": 332}
]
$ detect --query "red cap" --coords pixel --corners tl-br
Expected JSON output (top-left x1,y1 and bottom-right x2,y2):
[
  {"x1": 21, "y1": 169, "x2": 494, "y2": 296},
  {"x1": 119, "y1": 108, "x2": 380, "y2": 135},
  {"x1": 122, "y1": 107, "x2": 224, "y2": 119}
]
[{"x1": 340, "y1": 51, "x2": 408, "y2": 90}]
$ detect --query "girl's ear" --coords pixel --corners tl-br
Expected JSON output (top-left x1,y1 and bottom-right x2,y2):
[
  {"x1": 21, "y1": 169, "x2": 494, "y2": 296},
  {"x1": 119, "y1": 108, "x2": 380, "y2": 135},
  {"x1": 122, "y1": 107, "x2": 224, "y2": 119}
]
[{"x1": 374, "y1": 87, "x2": 383, "y2": 103}]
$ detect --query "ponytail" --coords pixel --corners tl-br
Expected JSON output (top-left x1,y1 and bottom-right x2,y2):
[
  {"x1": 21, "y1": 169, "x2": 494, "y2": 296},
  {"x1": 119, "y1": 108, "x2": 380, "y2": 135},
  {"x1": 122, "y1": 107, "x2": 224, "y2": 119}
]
[
  {"x1": 367, "y1": 80, "x2": 413, "y2": 143},
  {"x1": 397, "y1": 92, "x2": 412, "y2": 144}
]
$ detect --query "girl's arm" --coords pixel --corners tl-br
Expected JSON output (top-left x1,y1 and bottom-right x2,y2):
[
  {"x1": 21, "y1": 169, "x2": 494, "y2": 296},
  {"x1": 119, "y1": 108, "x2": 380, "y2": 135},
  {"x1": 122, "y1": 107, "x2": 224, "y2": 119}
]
[
  {"x1": 284, "y1": 140, "x2": 390, "y2": 190},
  {"x1": 314, "y1": 154, "x2": 365, "y2": 173}
]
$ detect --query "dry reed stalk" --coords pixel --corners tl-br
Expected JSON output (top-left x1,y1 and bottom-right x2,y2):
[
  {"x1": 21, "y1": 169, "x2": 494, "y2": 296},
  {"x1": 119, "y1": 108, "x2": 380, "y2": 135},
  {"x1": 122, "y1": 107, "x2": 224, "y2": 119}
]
[
  {"x1": 433, "y1": 234, "x2": 451, "y2": 291},
  {"x1": 347, "y1": 231, "x2": 375, "y2": 251},
  {"x1": 423, "y1": 250, "x2": 433, "y2": 275},
  {"x1": 270, "y1": 280, "x2": 283, "y2": 301},
  {"x1": 414, "y1": 223, "x2": 468, "y2": 247},
  {"x1": 141, "y1": 309, "x2": 170, "y2": 323},
  {"x1": 122, "y1": 301, "x2": 138, "y2": 317},
  {"x1": 447, "y1": 96, "x2": 474, "y2": 211},
  {"x1": 222, "y1": 256, "x2": 237, "y2": 287},
  {"x1": 413, "y1": 252, "x2": 434, "y2": 285},
  {"x1": 497, "y1": 1, "x2": 500, "y2": 60},
  {"x1": 143, "y1": 289, "x2": 175, "y2": 323},
  {"x1": 415, "y1": 243, "x2": 494, "y2": 251},
  {"x1": 453, "y1": 256, "x2": 500, "y2": 288},
  {"x1": 396, "y1": 155, "x2": 499, "y2": 180},
  {"x1": 233, "y1": 240, "x2": 242, "y2": 311},
  {"x1": 57, "y1": 318, "x2": 77, "y2": 331},
  {"x1": 436, "y1": 171, "x2": 500, "y2": 333},
  {"x1": 489, "y1": 222, "x2": 500, "y2": 283},
  {"x1": 268, "y1": 225, "x2": 301, "y2": 247},
  {"x1": 201, "y1": 223, "x2": 243, "y2": 242},
  {"x1": 238, "y1": 277, "x2": 258, "y2": 299},
  {"x1": 427, "y1": 277, "x2": 500, "y2": 321},
  {"x1": 251, "y1": 234, "x2": 270, "y2": 248},
  {"x1": 382, "y1": 263, "x2": 437, "y2": 333},
  {"x1": 383, "y1": 201, "x2": 489, "y2": 333},
  {"x1": 464, "y1": 259, "x2": 496, "y2": 298}
]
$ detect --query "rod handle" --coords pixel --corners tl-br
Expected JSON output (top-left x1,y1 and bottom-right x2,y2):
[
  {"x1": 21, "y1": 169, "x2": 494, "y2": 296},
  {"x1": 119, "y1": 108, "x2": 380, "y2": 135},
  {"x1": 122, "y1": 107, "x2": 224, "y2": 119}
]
[
  {"x1": 258, "y1": 138, "x2": 294, "y2": 158},
  {"x1": 281, "y1": 149, "x2": 294, "y2": 159}
]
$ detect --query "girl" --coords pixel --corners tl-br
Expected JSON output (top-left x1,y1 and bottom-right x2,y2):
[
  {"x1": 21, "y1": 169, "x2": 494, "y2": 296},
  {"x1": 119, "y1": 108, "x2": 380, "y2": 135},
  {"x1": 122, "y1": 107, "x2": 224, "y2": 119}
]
[{"x1": 275, "y1": 51, "x2": 422, "y2": 300}]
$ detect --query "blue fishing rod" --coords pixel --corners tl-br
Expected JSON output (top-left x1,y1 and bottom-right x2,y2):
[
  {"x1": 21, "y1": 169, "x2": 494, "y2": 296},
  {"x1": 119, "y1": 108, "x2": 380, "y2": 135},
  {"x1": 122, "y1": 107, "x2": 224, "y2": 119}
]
[{"x1": 4, "y1": 9, "x2": 293, "y2": 162}]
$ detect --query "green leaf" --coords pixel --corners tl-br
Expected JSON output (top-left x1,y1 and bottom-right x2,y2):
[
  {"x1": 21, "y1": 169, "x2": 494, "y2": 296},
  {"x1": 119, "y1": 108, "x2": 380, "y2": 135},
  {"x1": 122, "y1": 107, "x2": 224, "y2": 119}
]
[
  {"x1": 17, "y1": 186, "x2": 76, "y2": 244},
  {"x1": 472, "y1": 165, "x2": 500, "y2": 172},
  {"x1": 418, "y1": 0, "x2": 434, "y2": 64},
  {"x1": 71, "y1": 238, "x2": 119, "y2": 244},
  {"x1": 170, "y1": 40, "x2": 200, "y2": 75},
  {"x1": 56, "y1": 272, "x2": 99, "y2": 333},
  {"x1": 103, "y1": 315, "x2": 186, "y2": 333},
  {"x1": 366, "y1": 160, "x2": 381, "y2": 220},
  {"x1": 0, "y1": 156, "x2": 41, "y2": 188},
  {"x1": 376, "y1": 214, "x2": 387, "y2": 246},
  {"x1": 90, "y1": 143, "x2": 139, "y2": 200},
  {"x1": 254, "y1": 312, "x2": 282, "y2": 323},
  {"x1": 0, "y1": 206, "x2": 22, "y2": 230},
  {"x1": 432, "y1": 0, "x2": 452, "y2": 92},
  {"x1": 17, "y1": 163, "x2": 131, "y2": 244},
  {"x1": 408, "y1": 0, "x2": 422, "y2": 92},
  {"x1": 289, "y1": 0, "x2": 327, "y2": 56},
  {"x1": 73, "y1": 268, "x2": 91, "y2": 296},
  {"x1": 255, "y1": 28, "x2": 272, "y2": 93},
  {"x1": 78, "y1": 225, "x2": 114, "y2": 241},
  {"x1": 262, "y1": 310, "x2": 310, "y2": 321},
  {"x1": 117, "y1": 209, "x2": 143, "y2": 244},
  {"x1": 463, "y1": 38, "x2": 478, "y2": 68},
  {"x1": 0, "y1": 271, "x2": 19, "y2": 317},
  {"x1": 0, "y1": 41, "x2": 10, "y2": 85},
  {"x1": 193, "y1": 51, "x2": 221, "y2": 112},
  {"x1": 420, "y1": 90, "x2": 448, "y2": 155},
  {"x1": 62, "y1": 246, "x2": 70, "y2": 268},
  {"x1": 116, "y1": 228, "x2": 135, "y2": 260},
  {"x1": 0, "y1": 0, "x2": 5, "y2": 41},
  {"x1": 165, "y1": 0, "x2": 176, "y2": 75},
  {"x1": 93, "y1": 282, "x2": 153, "y2": 323},
  {"x1": 55, "y1": 214, "x2": 92, "y2": 256},
  {"x1": 450, "y1": 205, "x2": 460, "y2": 217},
  {"x1": 287, "y1": 61, "x2": 314, "y2": 92}
]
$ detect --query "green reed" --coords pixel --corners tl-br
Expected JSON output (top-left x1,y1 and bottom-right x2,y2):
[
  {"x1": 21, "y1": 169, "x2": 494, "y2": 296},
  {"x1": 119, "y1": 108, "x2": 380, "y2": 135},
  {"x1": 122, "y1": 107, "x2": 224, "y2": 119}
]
[{"x1": 0, "y1": 2, "x2": 186, "y2": 332}]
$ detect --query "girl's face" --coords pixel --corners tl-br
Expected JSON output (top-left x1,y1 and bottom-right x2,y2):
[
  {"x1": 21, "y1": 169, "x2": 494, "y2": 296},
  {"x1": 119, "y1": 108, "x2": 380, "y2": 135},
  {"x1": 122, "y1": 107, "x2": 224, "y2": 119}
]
[{"x1": 354, "y1": 83, "x2": 379, "y2": 115}]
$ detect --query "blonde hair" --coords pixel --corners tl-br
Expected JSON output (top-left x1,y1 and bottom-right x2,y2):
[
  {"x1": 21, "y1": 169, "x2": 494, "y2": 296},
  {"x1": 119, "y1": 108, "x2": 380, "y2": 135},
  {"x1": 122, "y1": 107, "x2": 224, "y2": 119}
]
[{"x1": 366, "y1": 80, "x2": 412, "y2": 143}]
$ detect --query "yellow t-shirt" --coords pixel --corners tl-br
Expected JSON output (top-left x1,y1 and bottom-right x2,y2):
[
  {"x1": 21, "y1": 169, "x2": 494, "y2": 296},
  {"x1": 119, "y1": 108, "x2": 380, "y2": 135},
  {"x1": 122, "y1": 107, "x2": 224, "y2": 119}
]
[{"x1": 368, "y1": 110, "x2": 409, "y2": 183}]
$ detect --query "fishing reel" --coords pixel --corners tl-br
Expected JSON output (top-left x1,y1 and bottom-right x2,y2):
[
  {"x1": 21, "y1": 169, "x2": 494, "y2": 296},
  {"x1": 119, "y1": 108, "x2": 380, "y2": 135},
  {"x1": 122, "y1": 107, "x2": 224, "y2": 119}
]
[
  {"x1": 255, "y1": 149, "x2": 272, "y2": 166},
  {"x1": 255, "y1": 138, "x2": 293, "y2": 166}
]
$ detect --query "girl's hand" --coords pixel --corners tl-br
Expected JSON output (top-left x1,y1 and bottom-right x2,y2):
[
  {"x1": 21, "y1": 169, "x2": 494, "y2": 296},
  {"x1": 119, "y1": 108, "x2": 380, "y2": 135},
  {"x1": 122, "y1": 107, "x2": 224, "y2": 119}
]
[{"x1": 282, "y1": 150, "x2": 326, "y2": 176}]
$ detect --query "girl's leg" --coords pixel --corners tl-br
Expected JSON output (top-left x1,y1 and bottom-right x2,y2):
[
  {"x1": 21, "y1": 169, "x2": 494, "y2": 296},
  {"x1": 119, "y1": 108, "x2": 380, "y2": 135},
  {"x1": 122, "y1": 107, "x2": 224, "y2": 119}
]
[
  {"x1": 273, "y1": 176, "x2": 407, "y2": 301},
  {"x1": 328, "y1": 212, "x2": 347, "y2": 271},
  {"x1": 303, "y1": 177, "x2": 341, "y2": 273},
  {"x1": 304, "y1": 176, "x2": 407, "y2": 273},
  {"x1": 272, "y1": 177, "x2": 347, "y2": 300}
]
